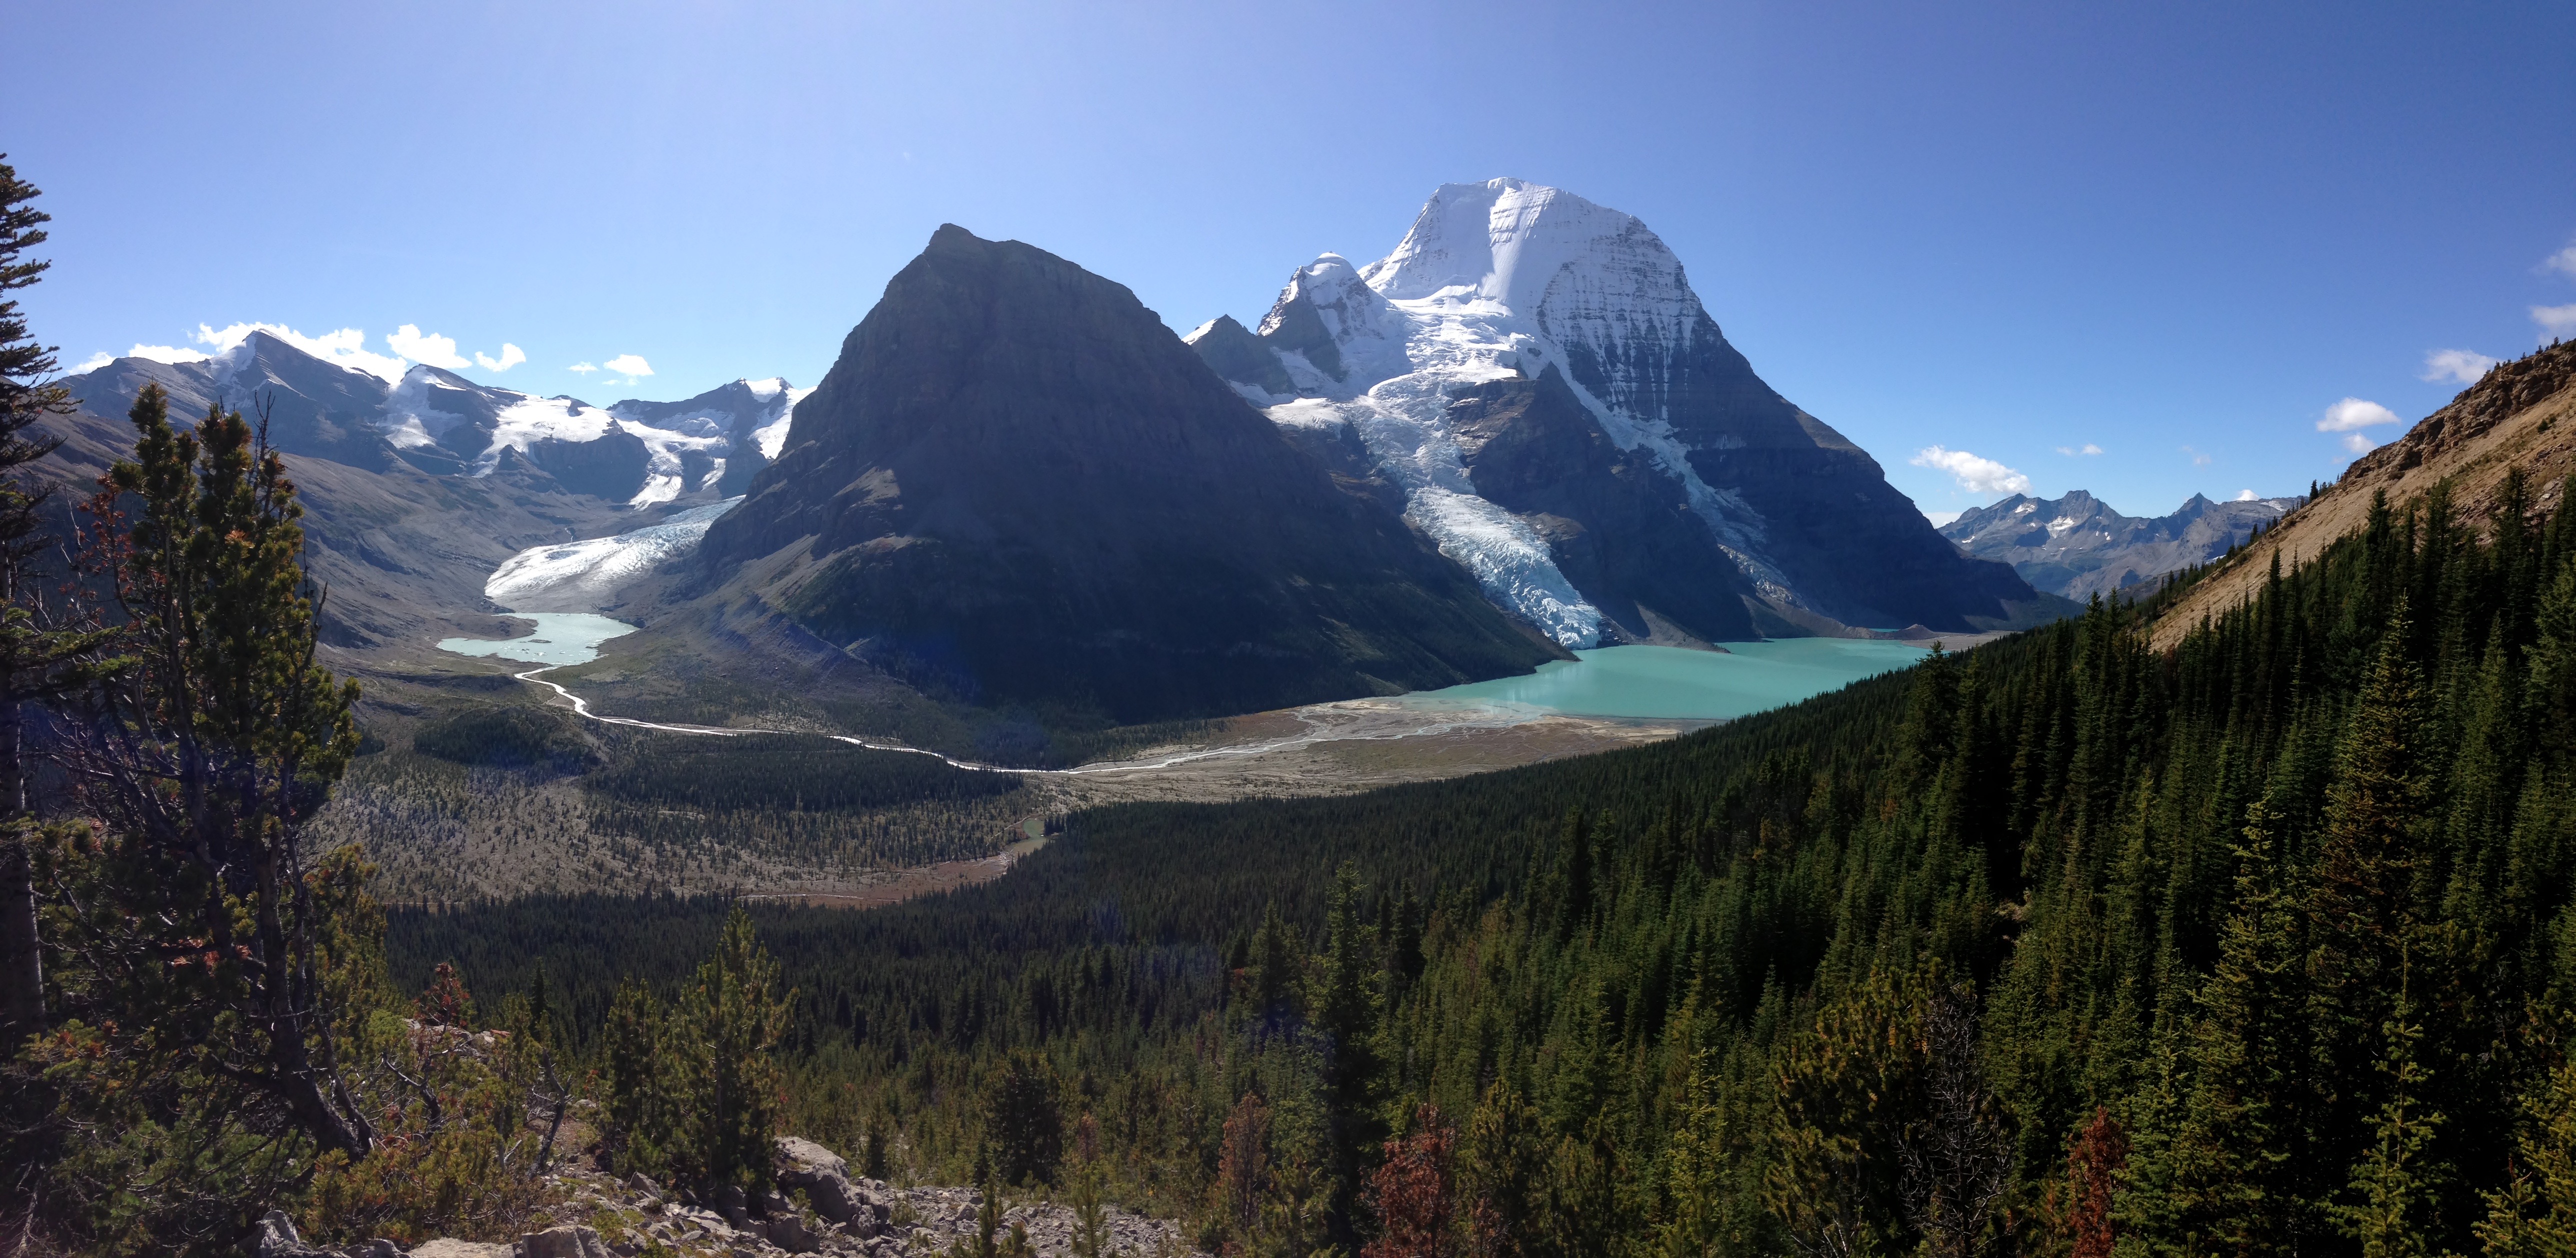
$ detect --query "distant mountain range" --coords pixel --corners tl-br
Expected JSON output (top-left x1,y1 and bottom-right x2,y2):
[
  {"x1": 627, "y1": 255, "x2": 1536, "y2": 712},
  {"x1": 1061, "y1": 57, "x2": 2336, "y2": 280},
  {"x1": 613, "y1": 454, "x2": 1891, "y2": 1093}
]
[
  {"x1": 44, "y1": 177, "x2": 2080, "y2": 746},
  {"x1": 51, "y1": 333, "x2": 800, "y2": 650},
  {"x1": 1941, "y1": 490, "x2": 2306, "y2": 600}
]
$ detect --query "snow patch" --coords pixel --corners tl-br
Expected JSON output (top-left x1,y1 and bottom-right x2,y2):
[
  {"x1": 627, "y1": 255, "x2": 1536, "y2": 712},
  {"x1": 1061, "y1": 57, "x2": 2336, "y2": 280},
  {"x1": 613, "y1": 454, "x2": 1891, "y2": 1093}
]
[
  {"x1": 382, "y1": 370, "x2": 471, "y2": 449},
  {"x1": 754, "y1": 386, "x2": 814, "y2": 460},
  {"x1": 476, "y1": 395, "x2": 614, "y2": 474}
]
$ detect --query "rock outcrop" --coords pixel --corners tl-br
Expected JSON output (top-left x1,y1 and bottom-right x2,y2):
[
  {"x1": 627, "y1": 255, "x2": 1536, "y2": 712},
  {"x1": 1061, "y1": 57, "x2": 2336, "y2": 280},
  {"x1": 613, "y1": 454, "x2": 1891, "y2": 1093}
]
[{"x1": 272, "y1": 1135, "x2": 1200, "y2": 1258}]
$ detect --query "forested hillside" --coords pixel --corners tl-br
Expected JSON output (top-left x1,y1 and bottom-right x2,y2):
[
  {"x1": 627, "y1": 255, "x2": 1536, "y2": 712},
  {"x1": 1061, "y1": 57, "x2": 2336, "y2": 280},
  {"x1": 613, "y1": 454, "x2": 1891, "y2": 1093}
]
[{"x1": 394, "y1": 471, "x2": 2576, "y2": 1255}]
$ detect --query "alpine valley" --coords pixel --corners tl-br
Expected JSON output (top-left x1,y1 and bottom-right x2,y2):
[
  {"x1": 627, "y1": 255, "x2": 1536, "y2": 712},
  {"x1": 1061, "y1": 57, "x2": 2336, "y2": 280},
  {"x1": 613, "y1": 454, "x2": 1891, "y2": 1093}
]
[
  {"x1": 44, "y1": 179, "x2": 2064, "y2": 766},
  {"x1": 26, "y1": 146, "x2": 2576, "y2": 1258}
]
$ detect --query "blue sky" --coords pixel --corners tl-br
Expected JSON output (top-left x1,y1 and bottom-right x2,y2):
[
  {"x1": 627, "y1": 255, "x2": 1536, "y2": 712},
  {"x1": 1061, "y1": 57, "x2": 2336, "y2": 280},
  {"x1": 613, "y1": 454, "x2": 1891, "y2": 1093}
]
[{"x1": 12, "y1": 1, "x2": 2575, "y2": 520}]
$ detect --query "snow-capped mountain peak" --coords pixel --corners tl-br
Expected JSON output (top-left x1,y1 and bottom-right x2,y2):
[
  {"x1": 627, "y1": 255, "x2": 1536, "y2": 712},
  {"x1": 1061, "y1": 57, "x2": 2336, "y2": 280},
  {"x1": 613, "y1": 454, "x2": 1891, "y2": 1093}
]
[
  {"x1": 1193, "y1": 178, "x2": 2039, "y2": 642},
  {"x1": 1214, "y1": 179, "x2": 1753, "y2": 644}
]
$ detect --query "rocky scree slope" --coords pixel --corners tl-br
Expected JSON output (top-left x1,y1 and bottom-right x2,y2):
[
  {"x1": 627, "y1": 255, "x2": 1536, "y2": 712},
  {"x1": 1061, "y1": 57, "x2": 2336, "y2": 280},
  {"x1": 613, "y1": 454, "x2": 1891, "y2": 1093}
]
[
  {"x1": 1942, "y1": 489, "x2": 2304, "y2": 600},
  {"x1": 698, "y1": 224, "x2": 1560, "y2": 726},
  {"x1": 1189, "y1": 178, "x2": 2042, "y2": 642},
  {"x1": 252, "y1": 1135, "x2": 1198, "y2": 1258},
  {"x1": 2148, "y1": 338, "x2": 2576, "y2": 650}
]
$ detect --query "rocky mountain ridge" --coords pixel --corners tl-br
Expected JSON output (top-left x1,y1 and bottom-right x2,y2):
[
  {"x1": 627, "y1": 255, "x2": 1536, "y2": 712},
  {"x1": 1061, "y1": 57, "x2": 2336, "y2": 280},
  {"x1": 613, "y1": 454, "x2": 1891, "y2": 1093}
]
[
  {"x1": 1942, "y1": 489, "x2": 2305, "y2": 600},
  {"x1": 2148, "y1": 338, "x2": 2576, "y2": 649},
  {"x1": 63, "y1": 333, "x2": 800, "y2": 510},
  {"x1": 42, "y1": 334, "x2": 804, "y2": 650}
]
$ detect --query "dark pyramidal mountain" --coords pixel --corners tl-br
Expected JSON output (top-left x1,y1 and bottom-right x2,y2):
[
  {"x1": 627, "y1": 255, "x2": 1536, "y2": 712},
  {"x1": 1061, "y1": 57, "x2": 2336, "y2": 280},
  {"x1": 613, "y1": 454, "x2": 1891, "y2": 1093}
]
[
  {"x1": 1942, "y1": 488, "x2": 2306, "y2": 599},
  {"x1": 700, "y1": 224, "x2": 1560, "y2": 724},
  {"x1": 1188, "y1": 178, "x2": 2050, "y2": 642}
]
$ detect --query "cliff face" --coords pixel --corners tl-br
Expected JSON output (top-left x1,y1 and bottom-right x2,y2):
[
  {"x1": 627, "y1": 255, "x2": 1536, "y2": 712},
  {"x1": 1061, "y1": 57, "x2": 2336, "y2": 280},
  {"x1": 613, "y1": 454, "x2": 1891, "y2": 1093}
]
[
  {"x1": 2148, "y1": 340, "x2": 2576, "y2": 650},
  {"x1": 702, "y1": 225, "x2": 1560, "y2": 724}
]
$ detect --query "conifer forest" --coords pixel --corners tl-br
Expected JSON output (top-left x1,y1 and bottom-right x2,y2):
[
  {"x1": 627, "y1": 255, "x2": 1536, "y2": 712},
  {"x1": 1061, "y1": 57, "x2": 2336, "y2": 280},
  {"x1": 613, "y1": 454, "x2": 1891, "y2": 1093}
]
[{"x1": 380, "y1": 473, "x2": 2576, "y2": 1256}]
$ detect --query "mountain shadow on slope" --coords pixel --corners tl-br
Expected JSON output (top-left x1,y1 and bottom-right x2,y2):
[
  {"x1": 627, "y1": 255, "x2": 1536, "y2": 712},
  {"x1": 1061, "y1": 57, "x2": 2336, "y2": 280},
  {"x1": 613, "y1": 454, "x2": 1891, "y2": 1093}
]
[{"x1": 700, "y1": 224, "x2": 1562, "y2": 724}]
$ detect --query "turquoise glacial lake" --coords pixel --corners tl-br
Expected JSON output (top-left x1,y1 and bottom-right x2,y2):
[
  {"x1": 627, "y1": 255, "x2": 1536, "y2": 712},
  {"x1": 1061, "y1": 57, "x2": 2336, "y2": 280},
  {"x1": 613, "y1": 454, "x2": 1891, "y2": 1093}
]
[
  {"x1": 436, "y1": 613, "x2": 639, "y2": 667},
  {"x1": 1398, "y1": 639, "x2": 1932, "y2": 720}
]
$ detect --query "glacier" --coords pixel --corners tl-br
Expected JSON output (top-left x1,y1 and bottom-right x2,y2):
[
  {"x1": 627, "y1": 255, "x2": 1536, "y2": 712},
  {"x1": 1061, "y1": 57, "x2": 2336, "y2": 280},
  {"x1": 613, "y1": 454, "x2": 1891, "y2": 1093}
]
[
  {"x1": 484, "y1": 497, "x2": 743, "y2": 612},
  {"x1": 1210, "y1": 178, "x2": 1800, "y2": 646}
]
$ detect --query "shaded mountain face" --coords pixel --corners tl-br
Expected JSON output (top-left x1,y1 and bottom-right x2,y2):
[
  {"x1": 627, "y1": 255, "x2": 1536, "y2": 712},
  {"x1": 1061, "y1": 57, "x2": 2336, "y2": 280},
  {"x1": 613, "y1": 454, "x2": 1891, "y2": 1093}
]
[
  {"x1": 1942, "y1": 490, "x2": 2304, "y2": 599},
  {"x1": 1188, "y1": 178, "x2": 2042, "y2": 640},
  {"x1": 701, "y1": 224, "x2": 1561, "y2": 724}
]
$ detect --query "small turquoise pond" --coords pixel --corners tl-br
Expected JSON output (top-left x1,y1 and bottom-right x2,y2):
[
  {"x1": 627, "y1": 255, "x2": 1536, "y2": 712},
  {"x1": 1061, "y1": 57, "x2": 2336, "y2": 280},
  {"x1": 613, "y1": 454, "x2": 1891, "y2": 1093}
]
[
  {"x1": 436, "y1": 614, "x2": 639, "y2": 667},
  {"x1": 1398, "y1": 639, "x2": 1932, "y2": 720}
]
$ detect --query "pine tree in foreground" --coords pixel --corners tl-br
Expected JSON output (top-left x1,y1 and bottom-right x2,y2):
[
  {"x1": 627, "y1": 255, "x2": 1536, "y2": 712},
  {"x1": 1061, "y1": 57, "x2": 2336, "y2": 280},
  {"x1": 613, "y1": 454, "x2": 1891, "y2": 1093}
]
[
  {"x1": 0, "y1": 154, "x2": 114, "y2": 1057},
  {"x1": 24, "y1": 384, "x2": 367, "y2": 1248}
]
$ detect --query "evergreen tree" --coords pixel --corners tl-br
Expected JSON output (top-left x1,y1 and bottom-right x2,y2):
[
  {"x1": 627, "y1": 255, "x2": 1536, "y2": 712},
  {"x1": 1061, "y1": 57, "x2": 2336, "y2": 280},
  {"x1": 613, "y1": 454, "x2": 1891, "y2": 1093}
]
[
  {"x1": 2335, "y1": 946, "x2": 2450, "y2": 1256},
  {"x1": 0, "y1": 155, "x2": 112, "y2": 1052},
  {"x1": 983, "y1": 1050, "x2": 1064, "y2": 1188},
  {"x1": 2156, "y1": 800, "x2": 2318, "y2": 1251},
  {"x1": 42, "y1": 386, "x2": 366, "y2": 1153},
  {"x1": 671, "y1": 906, "x2": 792, "y2": 1193},
  {"x1": 600, "y1": 976, "x2": 672, "y2": 1176}
]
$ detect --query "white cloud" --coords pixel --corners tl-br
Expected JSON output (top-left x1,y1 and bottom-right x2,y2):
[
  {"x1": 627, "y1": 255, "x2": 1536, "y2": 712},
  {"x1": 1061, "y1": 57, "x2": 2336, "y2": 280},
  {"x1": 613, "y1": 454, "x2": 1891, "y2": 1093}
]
[
  {"x1": 2422, "y1": 348, "x2": 2500, "y2": 384},
  {"x1": 2536, "y1": 304, "x2": 2576, "y2": 340},
  {"x1": 76, "y1": 351, "x2": 112, "y2": 372},
  {"x1": 190, "y1": 322, "x2": 410, "y2": 382},
  {"x1": 2183, "y1": 445, "x2": 2214, "y2": 466},
  {"x1": 475, "y1": 343, "x2": 527, "y2": 372},
  {"x1": 2055, "y1": 442, "x2": 2104, "y2": 456},
  {"x1": 386, "y1": 324, "x2": 470, "y2": 370},
  {"x1": 126, "y1": 343, "x2": 210, "y2": 365},
  {"x1": 2343, "y1": 432, "x2": 2376, "y2": 454},
  {"x1": 2316, "y1": 398, "x2": 2403, "y2": 432},
  {"x1": 2235, "y1": 489, "x2": 2258, "y2": 501},
  {"x1": 568, "y1": 362, "x2": 600, "y2": 375},
  {"x1": 2548, "y1": 238, "x2": 2576, "y2": 280},
  {"x1": 1910, "y1": 446, "x2": 2030, "y2": 495},
  {"x1": 1922, "y1": 509, "x2": 1963, "y2": 527},
  {"x1": 603, "y1": 354, "x2": 654, "y2": 380}
]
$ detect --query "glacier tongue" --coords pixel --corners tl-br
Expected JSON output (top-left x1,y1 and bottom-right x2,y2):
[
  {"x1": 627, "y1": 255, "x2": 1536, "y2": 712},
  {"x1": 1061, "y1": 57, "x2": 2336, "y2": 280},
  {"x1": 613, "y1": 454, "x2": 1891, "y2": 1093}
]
[
  {"x1": 1240, "y1": 178, "x2": 1805, "y2": 636},
  {"x1": 484, "y1": 497, "x2": 742, "y2": 612}
]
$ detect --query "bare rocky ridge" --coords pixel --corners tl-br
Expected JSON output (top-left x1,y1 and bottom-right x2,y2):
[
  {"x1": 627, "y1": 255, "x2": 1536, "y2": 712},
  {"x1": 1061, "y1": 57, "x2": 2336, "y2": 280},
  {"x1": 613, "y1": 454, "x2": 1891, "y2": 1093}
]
[
  {"x1": 1941, "y1": 490, "x2": 2305, "y2": 600},
  {"x1": 2148, "y1": 340, "x2": 2576, "y2": 650}
]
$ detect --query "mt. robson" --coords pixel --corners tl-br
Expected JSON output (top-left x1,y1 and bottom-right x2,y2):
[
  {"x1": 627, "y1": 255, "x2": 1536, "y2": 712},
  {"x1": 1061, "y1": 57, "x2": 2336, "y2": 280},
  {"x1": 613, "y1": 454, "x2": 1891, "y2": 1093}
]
[
  {"x1": 40, "y1": 178, "x2": 2060, "y2": 750},
  {"x1": 1190, "y1": 178, "x2": 2050, "y2": 644}
]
